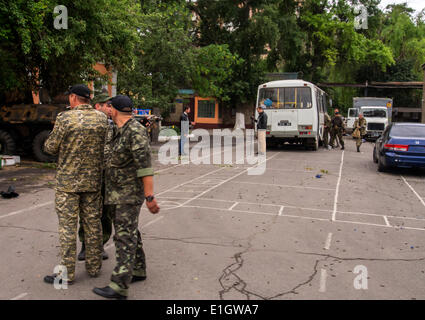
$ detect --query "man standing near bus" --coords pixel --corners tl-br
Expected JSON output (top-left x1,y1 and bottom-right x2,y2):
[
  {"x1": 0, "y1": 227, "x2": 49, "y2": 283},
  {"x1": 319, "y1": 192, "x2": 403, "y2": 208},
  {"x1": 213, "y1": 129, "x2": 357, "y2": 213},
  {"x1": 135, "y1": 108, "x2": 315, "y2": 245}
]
[
  {"x1": 330, "y1": 109, "x2": 345, "y2": 150},
  {"x1": 253, "y1": 105, "x2": 268, "y2": 155}
]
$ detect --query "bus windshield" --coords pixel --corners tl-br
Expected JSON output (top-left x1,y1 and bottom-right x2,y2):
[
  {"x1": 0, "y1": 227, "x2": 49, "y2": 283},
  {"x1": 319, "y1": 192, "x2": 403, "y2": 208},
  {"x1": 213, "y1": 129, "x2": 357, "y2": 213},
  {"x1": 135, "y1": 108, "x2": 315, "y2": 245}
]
[{"x1": 258, "y1": 87, "x2": 312, "y2": 109}]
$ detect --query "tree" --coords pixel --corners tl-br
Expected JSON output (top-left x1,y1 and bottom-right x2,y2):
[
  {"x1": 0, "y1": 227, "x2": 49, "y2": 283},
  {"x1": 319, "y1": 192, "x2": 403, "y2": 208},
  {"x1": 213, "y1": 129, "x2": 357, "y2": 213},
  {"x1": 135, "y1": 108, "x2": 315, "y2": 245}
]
[
  {"x1": 0, "y1": 0, "x2": 140, "y2": 103},
  {"x1": 191, "y1": 0, "x2": 281, "y2": 106}
]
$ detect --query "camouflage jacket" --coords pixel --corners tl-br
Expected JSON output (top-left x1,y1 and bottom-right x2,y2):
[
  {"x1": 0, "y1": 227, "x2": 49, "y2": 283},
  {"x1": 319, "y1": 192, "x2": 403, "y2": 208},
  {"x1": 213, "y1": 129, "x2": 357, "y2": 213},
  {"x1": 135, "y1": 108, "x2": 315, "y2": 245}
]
[
  {"x1": 354, "y1": 118, "x2": 367, "y2": 135},
  {"x1": 105, "y1": 118, "x2": 154, "y2": 205},
  {"x1": 44, "y1": 104, "x2": 108, "y2": 192},
  {"x1": 324, "y1": 113, "x2": 332, "y2": 128},
  {"x1": 104, "y1": 119, "x2": 117, "y2": 167}
]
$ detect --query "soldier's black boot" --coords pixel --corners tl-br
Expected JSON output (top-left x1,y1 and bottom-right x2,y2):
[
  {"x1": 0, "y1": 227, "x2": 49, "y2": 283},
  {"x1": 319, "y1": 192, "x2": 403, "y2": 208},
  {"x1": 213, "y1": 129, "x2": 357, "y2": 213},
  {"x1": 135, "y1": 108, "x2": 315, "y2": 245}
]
[
  {"x1": 357, "y1": 146, "x2": 360, "y2": 152},
  {"x1": 44, "y1": 274, "x2": 74, "y2": 285},
  {"x1": 341, "y1": 146, "x2": 344, "y2": 150},
  {"x1": 78, "y1": 243, "x2": 85, "y2": 261},
  {"x1": 93, "y1": 286, "x2": 127, "y2": 300}
]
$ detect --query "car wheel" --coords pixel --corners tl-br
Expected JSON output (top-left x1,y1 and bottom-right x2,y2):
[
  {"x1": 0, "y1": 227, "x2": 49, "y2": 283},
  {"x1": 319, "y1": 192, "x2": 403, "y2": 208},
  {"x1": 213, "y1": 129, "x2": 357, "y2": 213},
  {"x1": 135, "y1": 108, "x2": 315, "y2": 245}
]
[
  {"x1": 377, "y1": 156, "x2": 387, "y2": 172},
  {"x1": 373, "y1": 147, "x2": 378, "y2": 163}
]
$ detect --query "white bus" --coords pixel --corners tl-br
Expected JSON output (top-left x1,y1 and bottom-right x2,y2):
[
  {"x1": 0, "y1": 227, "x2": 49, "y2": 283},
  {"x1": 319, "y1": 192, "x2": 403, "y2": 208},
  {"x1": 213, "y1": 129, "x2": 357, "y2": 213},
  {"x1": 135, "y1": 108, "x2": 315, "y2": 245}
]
[{"x1": 255, "y1": 80, "x2": 328, "y2": 151}]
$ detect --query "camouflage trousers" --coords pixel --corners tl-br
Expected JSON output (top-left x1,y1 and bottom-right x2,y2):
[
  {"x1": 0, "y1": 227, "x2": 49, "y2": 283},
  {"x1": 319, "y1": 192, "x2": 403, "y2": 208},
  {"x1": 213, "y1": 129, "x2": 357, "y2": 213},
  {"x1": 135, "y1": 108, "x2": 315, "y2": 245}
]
[
  {"x1": 78, "y1": 181, "x2": 112, "y2": 245},
  {"x1": 330, "y1": 128, "x2": 345, "y2": 148},
  {"x1": 109, "y1": 204, "x2": 146, "y2": 297},
  {"x1": 56, "y1": 191, "x2": 103, "y2": 282}
]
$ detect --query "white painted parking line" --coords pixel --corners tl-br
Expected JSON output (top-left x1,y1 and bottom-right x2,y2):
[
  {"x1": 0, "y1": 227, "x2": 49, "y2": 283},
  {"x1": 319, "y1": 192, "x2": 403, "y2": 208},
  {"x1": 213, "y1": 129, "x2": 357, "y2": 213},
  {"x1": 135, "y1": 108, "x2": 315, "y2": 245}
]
[
  {"x1": 401, "y1": 176, "x2": 425, "y2": 207},
  {"x1": 228, "y1": 180, "x2": 335, "y2": 191},
  {"x1": 177, "y1": 153, "x2": 279, "y2": 208},
  {"x1": 278, "y1": 206, "x2": 285, "y2": 216},
  {"x1": 228, "y1": 202, "x2": 239, "y2": 210},
  {"x1": 324, "y1": 233, "x2": 332, "y2": 250},
  {"x1": 10, "y1": 292, "x2": 28, "y2": 300},
  {"x1": 156, "y1": 167, "x2": 225, "y2": 197},
  {"x1": 0, "y1": 201, "x2": 54, "y2": 220},
  {"x1": 332, "y1": 151, "x2": 345, "y2": 221},
  {"x1": 383, "y1": 216, "x2": 391, "y2": 227},
  {"x1": 319, "y1": 269, "x2": 327, "y2": 292},
  {"x1": 158, "y1": 196, "x2": 425, "y2": 225},
  {"x1": 181, "y1": 202, "x2": 425, "y2": 231}
]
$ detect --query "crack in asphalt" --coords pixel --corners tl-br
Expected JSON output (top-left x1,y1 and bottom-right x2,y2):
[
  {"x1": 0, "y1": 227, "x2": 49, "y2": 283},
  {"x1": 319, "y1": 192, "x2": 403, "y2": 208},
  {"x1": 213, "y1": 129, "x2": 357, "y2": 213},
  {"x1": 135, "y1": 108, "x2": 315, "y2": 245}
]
[
  {"x1": 0, "y1": 225, "x2": 57, "y2": 234},
  {"x1": 144, "y1": 235, "x2": 241, "y2": 248},
  {"x1": 297, "y1": 251, "x2": 425, "y2": 262},
  {"x1": 218, "y1": 215, "x2": 279, "y2": 300}
]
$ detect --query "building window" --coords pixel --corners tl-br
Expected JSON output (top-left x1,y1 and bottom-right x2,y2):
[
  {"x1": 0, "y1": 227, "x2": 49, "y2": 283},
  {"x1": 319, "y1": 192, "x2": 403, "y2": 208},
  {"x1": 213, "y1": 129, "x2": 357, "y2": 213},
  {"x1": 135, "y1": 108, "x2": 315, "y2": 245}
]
[{"x1": 198, "y1": 99, "x2": 216, "y2": 118}]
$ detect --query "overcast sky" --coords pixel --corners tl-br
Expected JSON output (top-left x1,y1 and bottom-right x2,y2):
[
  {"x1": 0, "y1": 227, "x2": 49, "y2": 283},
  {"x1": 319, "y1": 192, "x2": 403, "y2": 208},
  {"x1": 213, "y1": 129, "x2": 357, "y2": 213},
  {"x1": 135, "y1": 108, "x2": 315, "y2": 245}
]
[{"x1": 378, "y1": 0, "x2": 424, "y2": 13}]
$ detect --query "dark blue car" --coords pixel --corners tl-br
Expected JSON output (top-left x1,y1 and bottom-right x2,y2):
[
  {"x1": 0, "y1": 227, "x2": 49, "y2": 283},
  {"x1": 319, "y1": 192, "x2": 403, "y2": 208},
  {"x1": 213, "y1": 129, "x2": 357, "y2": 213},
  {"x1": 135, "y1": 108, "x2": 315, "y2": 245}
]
[{"x1": 373, "y1": 123, "x2": 425, "y2": 172}]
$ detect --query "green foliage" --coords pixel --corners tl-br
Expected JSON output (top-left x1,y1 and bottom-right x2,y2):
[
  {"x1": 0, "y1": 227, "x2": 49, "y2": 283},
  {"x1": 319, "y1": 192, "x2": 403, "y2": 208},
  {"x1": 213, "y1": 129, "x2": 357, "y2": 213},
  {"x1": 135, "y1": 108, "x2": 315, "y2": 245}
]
[
  {"x1": 0, "y1": 0, "x2": 139, "y2": 102},
  {"x1": 191, "y1": 44, "x2": 243, "y2": 102}
]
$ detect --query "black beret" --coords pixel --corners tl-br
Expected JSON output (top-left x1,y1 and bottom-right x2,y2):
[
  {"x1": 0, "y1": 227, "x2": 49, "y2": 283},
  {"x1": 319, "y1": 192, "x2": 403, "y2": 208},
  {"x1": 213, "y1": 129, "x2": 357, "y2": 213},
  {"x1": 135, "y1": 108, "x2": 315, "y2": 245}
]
[
  {"x1": 108, "y1": 95, "x2": 133, "y2": 113},
  {"x1": 65, "y1": 84, "x2": 91, "y2": 100}
]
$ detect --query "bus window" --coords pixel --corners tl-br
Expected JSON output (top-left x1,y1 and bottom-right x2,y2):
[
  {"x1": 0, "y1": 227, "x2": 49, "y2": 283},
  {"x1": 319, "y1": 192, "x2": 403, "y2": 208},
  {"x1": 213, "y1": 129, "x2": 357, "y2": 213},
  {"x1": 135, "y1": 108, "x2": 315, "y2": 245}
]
[
  {"x1": 297, "y1": 87, "x2": 312, "y2": 109},
  {"x1": 259, "y1": 88, "x2": 278, "y2": 109},
  {"x1": 259, "y1": 87, "x2": 312, "y2": 109},
  {"x1": 284, "y1": 88, "x2": 296, "y2": 109}
]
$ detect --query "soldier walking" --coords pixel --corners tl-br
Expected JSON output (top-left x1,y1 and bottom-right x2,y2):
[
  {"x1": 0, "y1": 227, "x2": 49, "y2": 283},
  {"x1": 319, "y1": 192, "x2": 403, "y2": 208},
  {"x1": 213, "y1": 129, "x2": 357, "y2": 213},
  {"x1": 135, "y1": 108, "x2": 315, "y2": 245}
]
[
  {"x1": 43, "y1": 84, "x2": 108, "y2": 285},
  {"x1": 353, "y1": 113, "x2": 367, "y2": 152},
  {"x1": 77, "y1": 93, "x2": 114, "y2": 261},
  {"x1": 93, "y1": 95, "x2": 160, "y2": 300},
  {"x1": 330, "y1": 109, "x2": 345, "y2": 150}
]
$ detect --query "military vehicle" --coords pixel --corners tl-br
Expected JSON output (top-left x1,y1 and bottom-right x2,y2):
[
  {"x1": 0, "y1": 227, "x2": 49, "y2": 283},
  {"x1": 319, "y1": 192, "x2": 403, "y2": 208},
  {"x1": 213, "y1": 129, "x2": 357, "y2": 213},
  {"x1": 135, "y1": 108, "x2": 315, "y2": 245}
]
[{"x1": 0, "y1": 103, "x2": 67, "y2": 162}]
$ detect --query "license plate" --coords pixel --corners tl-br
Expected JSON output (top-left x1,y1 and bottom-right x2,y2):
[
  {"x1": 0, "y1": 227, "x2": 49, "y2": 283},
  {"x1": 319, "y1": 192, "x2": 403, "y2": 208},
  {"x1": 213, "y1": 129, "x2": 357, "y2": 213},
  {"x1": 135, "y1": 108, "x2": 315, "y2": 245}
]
[{"x1": 371, "y1": 132, "x2": 379, "y2": 137}]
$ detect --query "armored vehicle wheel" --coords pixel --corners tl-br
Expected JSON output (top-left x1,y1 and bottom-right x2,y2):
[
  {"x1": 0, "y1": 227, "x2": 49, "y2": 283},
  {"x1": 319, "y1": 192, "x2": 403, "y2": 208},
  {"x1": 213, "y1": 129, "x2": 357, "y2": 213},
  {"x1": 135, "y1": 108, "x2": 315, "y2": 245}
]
[
  {"x1": 0, "y1": 130, "x2": 16, "y2": 155},
  {"x1": 33, "y1": 130, "x2": 57, "y2": 163}
]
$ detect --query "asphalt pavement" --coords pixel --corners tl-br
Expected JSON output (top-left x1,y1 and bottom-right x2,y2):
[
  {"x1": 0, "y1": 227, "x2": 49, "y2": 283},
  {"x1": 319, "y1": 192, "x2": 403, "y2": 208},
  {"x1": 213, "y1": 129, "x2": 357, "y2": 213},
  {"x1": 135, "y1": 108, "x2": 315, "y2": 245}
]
[{"x1": 1, "y1": 137, "x2": 425, "y2": 300}]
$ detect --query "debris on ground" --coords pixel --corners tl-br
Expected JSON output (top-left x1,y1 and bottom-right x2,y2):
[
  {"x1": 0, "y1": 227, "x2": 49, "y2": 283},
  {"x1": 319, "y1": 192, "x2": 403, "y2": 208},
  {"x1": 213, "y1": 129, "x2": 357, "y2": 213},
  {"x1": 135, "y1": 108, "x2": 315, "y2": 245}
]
[{"x1": 0, "y1": 185, "x2": 19, "y2": 199}]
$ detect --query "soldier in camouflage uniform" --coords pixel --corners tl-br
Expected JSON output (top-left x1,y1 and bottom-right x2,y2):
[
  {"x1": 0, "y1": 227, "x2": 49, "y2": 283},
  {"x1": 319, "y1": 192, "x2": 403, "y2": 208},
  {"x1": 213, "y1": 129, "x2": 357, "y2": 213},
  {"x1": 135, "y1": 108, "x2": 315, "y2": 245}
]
[
  {"x1": 330, "y1": 109, "x2": 345, "y2": 150},
  {"x1": 43, "y1": 84, "x2": 108, "y2": 285},
  {"x1": 353, "y1": 113, "x2": 367, "y2": 152},
  {"x1": 77, "y1": 93, "x2": 114, "y2": 261},
  {"x1": 93, "y1": 95, "x2": 160, "y2": 300},
  {"x1": 323, "y1": 112, "x2": 332, "y2": 149}
]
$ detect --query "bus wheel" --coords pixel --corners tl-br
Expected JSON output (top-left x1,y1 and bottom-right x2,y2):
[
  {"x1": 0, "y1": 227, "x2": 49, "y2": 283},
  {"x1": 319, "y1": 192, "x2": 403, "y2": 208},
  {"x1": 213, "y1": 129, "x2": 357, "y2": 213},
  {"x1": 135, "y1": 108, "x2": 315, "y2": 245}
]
[{"x1": 308, "y1": 138, "x2": 319, "y2": 151}]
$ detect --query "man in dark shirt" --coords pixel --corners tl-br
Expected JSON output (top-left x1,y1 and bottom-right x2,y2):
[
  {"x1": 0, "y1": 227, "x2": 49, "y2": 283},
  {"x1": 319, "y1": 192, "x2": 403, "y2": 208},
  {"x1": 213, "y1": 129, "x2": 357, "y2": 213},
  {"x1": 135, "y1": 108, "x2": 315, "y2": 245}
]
[
  {"x1": 253, "y1": 105, "x2": 268, "y2": 155},
  {"x1": 179, "y1": 106, "x2": 195, "y2": 156}
]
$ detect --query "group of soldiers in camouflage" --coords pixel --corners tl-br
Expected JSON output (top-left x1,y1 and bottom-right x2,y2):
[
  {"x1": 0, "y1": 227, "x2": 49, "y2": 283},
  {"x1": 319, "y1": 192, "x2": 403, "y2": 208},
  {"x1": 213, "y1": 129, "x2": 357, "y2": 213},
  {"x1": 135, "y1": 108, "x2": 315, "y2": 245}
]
[
  {"x1": 323, "y1": 108, "x2": 367, "y2": 152},
  {"x1": 43, "y1": 84, "x2": 160, "y2": 299}
]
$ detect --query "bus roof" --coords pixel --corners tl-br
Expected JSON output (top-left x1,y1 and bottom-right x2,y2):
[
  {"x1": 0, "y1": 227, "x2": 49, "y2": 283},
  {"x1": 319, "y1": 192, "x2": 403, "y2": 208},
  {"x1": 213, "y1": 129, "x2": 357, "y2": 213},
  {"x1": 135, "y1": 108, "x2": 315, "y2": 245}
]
[{"x1": 259, "y1": 79, "x2": 321, "y2": 91}]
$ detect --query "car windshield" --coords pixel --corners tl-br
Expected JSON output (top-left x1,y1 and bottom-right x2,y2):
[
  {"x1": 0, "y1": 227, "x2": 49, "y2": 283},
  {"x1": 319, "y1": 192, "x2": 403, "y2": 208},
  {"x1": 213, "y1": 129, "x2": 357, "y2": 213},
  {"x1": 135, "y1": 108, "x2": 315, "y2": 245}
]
[
  {"x1": 391, "y1": 125, "x2": 425, "y2": 138},
  {"x1": 258, "y1": 87, "x2": 312, "y2": 109},
  {"x1": 362, "y1": 109, "x2": 387, "y2": 118}
]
